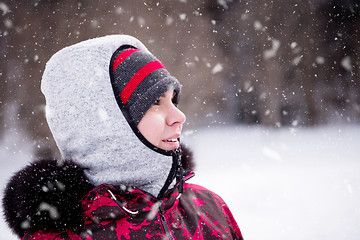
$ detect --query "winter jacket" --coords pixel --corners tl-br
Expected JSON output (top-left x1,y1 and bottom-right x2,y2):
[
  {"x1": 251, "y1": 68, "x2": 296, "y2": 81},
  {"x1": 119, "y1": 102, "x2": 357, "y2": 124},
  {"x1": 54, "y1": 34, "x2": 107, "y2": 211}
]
[{"x1": 3, "y1": 148, "x2": 243, "y2": 240}]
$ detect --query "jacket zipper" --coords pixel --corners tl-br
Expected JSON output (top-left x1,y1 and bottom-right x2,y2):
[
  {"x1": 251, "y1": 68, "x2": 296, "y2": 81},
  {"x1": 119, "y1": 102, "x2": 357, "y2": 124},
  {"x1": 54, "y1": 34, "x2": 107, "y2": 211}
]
[{"x1": 159, "y1": 204, "x2": 174, "y2": 240}]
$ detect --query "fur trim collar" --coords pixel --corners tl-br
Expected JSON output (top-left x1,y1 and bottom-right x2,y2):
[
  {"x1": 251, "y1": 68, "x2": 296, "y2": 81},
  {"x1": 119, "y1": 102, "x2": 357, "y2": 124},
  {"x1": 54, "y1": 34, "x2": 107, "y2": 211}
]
[
  {"x1": 2, "y1": 159, "x2": 93, "y2": 238},
  {"x1": 2, "y1": 145, "x2": 194, "y2": 238}
]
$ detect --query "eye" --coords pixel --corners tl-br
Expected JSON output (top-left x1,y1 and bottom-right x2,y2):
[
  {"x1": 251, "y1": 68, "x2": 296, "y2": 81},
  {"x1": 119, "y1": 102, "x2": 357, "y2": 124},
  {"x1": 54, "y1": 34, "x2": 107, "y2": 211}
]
[
  {"x1": 154, "y1": 98, "x2": 161, "y2": 105},
  {"x1": 172, "y1": 99, "x2": 178, "y2": 107},
  {"x1": 172, "y1": 92, "x2": 179, "y2": 107}
]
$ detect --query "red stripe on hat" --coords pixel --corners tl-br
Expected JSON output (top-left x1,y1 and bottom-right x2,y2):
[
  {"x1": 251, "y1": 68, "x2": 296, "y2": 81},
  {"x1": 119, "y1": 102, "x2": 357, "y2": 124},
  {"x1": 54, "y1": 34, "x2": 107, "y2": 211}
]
[
  {"x1": 120, "y1": 61, "x2": 165, "y2": 104},
  {"x1": 112, "y1": 48, "x2": 139, "y2": 72}
]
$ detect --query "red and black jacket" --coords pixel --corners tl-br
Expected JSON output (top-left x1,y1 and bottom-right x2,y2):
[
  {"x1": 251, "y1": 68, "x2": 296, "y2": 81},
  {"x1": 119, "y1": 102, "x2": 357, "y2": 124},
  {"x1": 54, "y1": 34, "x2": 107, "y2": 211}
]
[{"x1": 3, "y1": 148, "x2": 243, "y2": 240}]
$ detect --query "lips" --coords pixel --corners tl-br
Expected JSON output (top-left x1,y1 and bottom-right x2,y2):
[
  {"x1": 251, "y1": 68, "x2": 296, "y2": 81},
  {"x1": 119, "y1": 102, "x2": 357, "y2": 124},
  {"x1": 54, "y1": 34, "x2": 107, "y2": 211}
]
[{"x1": 162, "y1": 134, "x2": 180, "y2": 143}]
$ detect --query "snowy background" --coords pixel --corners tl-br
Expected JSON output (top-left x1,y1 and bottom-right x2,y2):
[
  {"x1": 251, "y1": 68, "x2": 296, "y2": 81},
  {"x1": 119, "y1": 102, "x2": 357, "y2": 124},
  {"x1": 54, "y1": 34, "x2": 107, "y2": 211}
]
[{"x1": 1, "y1": 124, "x2": 360, "y2": 240}]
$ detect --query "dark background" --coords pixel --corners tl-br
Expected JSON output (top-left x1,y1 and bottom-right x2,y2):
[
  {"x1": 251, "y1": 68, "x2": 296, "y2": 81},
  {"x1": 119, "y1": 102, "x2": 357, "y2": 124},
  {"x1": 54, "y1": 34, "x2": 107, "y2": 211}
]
[{"x1": 1, "y1": 0, "x2": 359, "y2": 158}]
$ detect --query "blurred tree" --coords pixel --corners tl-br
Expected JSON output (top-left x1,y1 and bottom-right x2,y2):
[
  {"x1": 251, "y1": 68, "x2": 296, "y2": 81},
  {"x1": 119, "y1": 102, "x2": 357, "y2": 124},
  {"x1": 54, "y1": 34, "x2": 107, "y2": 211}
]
[
  {"x1": 207, "y1": 0, "x2": 360, "y2": 126},
  {"x1": 318, "y1": 0, "x2": 360, "y2": 123}
]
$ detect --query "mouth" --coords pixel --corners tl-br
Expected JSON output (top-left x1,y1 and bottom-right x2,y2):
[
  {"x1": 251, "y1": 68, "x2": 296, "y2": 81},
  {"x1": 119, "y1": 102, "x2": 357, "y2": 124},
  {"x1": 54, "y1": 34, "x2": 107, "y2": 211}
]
[
  {"x1": 161, "y1": 135, "x2": 181, "y2": 150},
  {"x1": 163, "y1": 133, "x2": 181, "y2": 142}
]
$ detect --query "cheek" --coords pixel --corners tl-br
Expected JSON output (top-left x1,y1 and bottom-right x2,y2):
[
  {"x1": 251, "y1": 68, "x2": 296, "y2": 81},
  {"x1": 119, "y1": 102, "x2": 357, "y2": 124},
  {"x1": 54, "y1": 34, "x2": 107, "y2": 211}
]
[{"x1": 138, "y1": 112, "x2": 166, "y2": 146}]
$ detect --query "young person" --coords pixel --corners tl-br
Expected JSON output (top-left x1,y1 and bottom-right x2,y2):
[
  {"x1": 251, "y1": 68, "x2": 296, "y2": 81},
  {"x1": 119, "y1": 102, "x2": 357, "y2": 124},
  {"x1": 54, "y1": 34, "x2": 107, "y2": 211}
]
[{"x1": 2, "y1": 35, "x2": 243, "y2": 240}]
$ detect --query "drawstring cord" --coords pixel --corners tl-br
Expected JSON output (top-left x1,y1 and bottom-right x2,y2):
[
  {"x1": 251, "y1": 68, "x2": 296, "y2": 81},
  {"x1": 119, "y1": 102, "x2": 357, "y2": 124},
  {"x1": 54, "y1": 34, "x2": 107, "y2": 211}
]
[
  {"x1": 175, "y1": 148, "x2": 185, "y2": 194},
  {"x1": 107, "y1": 190, "x2": 139, "y2": 215},
  {"x1": 107, "y1": 148, "x2": 184, "y2": 210}
]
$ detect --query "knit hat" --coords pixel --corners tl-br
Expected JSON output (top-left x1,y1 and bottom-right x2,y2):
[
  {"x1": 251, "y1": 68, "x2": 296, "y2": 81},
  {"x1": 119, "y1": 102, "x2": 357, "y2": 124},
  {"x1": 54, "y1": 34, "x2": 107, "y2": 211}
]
[{"x1": 110, "y1": 45, "x2": 181, "y2": 126}]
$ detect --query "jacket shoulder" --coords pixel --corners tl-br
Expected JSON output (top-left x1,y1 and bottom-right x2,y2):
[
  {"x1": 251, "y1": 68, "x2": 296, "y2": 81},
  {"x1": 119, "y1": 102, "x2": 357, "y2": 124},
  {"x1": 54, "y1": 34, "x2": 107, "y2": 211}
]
[
  {"x1": 182, "y1": 183, "x2": 244, "y2": 239},
  {"x1": 183, "y1": 183, "x2": 219, "y2": 196},
  {"x1": 182, "y1": 183, "x2": 227, "y2": 208},
  {"x1": 2, "y1": 159, "x2": 93, "y2": 238}
]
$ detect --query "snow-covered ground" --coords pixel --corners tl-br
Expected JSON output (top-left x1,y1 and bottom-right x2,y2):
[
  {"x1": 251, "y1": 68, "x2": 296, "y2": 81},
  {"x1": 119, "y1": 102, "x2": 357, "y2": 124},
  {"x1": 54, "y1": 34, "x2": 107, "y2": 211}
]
[
  {"x1": 184, "y1": 124, "x2": 360, "y2": 240},
  {"x1": 1, "y1": 124, "x2": 360, "y2": 239}
]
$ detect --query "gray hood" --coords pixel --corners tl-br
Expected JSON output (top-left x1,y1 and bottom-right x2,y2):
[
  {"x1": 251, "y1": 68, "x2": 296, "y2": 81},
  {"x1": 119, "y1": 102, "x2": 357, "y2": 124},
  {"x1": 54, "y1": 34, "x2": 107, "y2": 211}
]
[{"x1": 41, "y1": 35, "x2": 176, "y2": 198}]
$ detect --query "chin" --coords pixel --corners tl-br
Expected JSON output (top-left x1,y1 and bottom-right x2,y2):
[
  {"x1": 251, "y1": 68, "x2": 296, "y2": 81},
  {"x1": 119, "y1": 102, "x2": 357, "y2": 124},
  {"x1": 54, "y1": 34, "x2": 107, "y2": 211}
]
[{"x1": 158, "y1": 142, "x2": 180, "y2": 151}]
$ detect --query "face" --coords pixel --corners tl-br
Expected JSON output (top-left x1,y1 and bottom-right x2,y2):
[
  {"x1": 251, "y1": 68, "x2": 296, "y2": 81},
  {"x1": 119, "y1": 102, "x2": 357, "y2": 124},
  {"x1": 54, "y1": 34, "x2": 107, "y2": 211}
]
[{"x1": 137, "y1": 89, "x2": 186, "y2": 151}]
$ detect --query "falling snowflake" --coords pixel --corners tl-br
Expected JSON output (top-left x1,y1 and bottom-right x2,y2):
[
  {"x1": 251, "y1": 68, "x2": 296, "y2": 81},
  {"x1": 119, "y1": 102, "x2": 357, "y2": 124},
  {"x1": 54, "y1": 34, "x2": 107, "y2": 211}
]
[
  {"x1": 179, "y1": 13, "x2": 187, "y2": 21},
  {"x1": 39, "y1": 202, "x2": 60, "y2": 220},
  {"x1": 264, "y1": 39, "x2": 280, "y2": 60},
  {"x1": 212, "y1": 63, "x2": 223, "y2": 74},
  {"x1": 341, "y1": 56, "x2": 352, "y2": 72},
  {"x1": 0, "y1": 2, "x2": 10, "y2": 15}
]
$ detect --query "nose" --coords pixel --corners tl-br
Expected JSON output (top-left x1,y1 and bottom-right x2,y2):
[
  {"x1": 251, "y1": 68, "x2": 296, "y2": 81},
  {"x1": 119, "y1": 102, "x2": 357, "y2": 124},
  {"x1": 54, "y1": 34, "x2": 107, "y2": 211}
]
[{"x1": 167, "y1": 104, "x2": 186, "y2": 127}]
